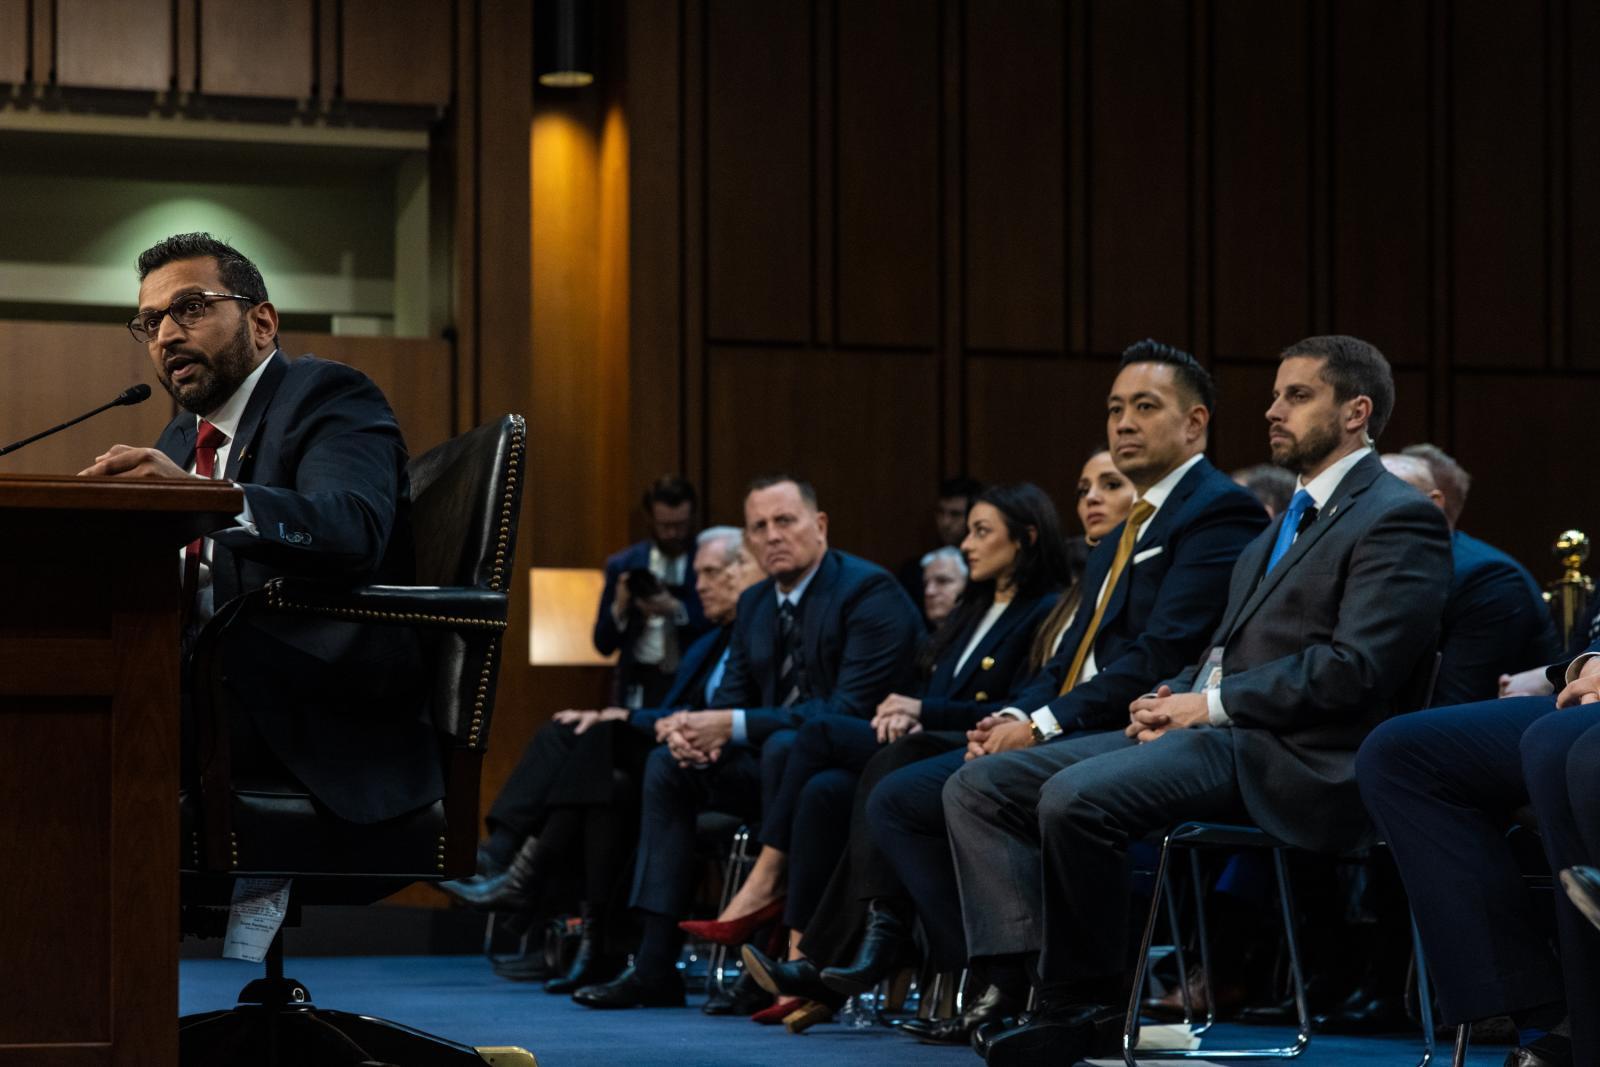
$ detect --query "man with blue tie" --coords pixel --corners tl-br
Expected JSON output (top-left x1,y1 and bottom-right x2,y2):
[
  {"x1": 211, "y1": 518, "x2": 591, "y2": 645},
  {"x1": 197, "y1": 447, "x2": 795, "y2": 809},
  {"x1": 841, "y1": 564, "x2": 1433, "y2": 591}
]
[
  {"x1": 573, "y1": 475, "x2": 923, "y2": 1009},
  {"x1": 949, "y1": 335, "x2": 1452, "y2": 1066}
]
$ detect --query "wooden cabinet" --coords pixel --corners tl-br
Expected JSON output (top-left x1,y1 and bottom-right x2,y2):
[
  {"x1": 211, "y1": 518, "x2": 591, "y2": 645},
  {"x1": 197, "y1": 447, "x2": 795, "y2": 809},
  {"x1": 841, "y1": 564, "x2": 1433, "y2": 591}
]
[{"x1": 198, "y1": 0, "x2": 315, "y2": 99}]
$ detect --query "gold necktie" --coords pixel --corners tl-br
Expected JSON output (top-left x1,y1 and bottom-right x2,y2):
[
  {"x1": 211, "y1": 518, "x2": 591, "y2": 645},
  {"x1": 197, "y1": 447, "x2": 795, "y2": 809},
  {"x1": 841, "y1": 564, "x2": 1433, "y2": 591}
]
[{"x1": 1059, "y1": 499, "x2": 1157, "y2": 695}]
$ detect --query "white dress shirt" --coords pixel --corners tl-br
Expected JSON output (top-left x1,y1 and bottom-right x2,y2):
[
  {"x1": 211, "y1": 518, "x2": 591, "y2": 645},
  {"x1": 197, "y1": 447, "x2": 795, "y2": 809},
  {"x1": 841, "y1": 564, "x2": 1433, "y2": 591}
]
[{"x1": 186, "y1": 353, "x2": 273, "y2": 624}]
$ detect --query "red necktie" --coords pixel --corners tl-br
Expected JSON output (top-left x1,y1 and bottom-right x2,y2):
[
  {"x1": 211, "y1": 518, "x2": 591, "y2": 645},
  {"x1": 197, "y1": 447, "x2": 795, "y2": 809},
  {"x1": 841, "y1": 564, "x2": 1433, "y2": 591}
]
[{"x1": 182, "y1": 420, "x2": 228, "y2": 620}]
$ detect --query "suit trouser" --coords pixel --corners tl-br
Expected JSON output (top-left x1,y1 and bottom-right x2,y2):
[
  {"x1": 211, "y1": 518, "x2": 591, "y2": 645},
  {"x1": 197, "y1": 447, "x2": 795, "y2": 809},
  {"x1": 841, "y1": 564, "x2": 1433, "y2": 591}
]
[
  {"x1": 757, "y1": 715, "x2": 880, "y2": 928},
  {"x1": 944, "y1": 728, "x2": 1247, "y2": 984},
  {"x1": 801, "y1": 731, "x2": 966, "y2": 967},
  {"x1": 1357, "y1": 696, "x2": 1600, "y2": 1058},
  {"x1": 868, "y1": 745, "x2": 976, "y2": 971},
  {"x1": 487, "y1": 719, "x2": 652, "y2": 841},
  {"x1": 628, "y1": 730, "x2": 795, "y2": 917}
]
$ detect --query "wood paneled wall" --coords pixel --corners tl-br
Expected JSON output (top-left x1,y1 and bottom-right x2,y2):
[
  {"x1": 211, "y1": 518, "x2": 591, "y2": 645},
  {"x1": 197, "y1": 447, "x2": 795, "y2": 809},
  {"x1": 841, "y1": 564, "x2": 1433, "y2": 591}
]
[
  {"x1": 627, "y1": 0, "x2": 1598, "y2": 580},
  {"x1": 3, "y1": 0, "x2": 451, "y2": 105}
]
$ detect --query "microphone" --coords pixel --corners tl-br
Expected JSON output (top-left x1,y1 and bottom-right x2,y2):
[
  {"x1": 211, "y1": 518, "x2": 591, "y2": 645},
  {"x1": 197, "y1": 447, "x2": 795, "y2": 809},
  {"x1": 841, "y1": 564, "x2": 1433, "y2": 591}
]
[{"x1": 0, "y1": 383, "x2": 154, "y2": 458}]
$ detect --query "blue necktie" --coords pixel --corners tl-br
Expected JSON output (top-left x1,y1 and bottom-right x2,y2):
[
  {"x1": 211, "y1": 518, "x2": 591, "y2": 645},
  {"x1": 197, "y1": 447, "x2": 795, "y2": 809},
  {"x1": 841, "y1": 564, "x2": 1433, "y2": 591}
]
[{"x1": 1266, "y1": 489, "x2": 1315, "y2": 573}]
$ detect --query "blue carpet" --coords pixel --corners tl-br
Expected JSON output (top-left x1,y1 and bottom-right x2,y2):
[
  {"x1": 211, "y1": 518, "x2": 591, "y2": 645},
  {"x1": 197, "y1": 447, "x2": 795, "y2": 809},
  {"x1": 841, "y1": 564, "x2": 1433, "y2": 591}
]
[{"x1": 180, "y1": 955, "x2": 1507, "y2": 1066}]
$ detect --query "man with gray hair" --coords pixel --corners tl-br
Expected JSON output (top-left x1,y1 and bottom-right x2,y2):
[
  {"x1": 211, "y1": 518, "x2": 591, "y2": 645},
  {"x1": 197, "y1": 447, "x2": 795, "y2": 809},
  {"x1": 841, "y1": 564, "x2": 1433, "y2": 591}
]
[
  {"x1": 920, "y1": 544, "x2": 969, "y2": 628},
  {"x1": 438, "y1": 526, "x2": 763, "y2": 947},
  {"x1": 1381, "y1": 451, "x2": 1557, "y2": 707}
]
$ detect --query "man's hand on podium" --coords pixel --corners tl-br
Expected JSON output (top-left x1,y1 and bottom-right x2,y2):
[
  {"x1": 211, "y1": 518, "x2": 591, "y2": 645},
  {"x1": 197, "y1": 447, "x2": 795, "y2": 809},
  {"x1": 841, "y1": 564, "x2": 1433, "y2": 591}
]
[{"x1": 79, "y1": 444, "x2": 197, "y2": 480}]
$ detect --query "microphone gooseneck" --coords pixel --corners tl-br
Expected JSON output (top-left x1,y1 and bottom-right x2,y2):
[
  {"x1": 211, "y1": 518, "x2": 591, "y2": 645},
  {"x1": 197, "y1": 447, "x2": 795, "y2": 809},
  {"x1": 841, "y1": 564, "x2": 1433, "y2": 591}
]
[{"x1": 0, "y1": 384, "x2": 155, "y2": 459}]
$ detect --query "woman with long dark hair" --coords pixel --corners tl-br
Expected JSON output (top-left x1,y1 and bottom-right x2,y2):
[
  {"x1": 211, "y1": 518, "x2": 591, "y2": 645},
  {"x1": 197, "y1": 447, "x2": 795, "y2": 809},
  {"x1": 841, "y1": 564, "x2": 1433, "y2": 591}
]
[
  {"x1": 679, "y1": 482, "x2": 1076, "y2": 1024},
  {"x1": 732, "y1": 453, "x2": 1136, "y2": 1030}
]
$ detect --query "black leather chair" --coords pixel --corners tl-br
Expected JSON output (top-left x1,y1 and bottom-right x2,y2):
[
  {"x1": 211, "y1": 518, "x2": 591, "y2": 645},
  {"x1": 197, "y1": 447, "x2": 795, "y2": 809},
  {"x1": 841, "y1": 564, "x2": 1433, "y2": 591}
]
[{"x1": 178, "y1": 415, "x2": 529, "y2": 1067}]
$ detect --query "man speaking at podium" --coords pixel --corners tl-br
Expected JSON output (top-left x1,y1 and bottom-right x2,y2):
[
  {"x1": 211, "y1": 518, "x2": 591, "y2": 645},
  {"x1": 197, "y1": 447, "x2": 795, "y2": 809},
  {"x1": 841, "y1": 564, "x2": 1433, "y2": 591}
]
[{"x1": 77, "y1": 232, "x2": 437, "y2": 825}]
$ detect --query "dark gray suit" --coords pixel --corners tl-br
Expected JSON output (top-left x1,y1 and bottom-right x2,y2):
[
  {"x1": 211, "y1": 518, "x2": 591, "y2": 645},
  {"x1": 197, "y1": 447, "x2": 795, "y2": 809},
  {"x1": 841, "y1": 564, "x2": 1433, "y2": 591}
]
[{"x1": 943, "y1": 451, "x2": 1452, "y2": 983}]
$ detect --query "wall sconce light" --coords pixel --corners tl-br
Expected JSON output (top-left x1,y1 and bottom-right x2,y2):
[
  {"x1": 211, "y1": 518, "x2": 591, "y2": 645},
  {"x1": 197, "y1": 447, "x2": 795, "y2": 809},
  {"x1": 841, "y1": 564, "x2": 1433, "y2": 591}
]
[
  {"x1": 536, "y1": 0, "x2": 597, "y2": 88},
  {"x1": 529, "y1": 567, "x2": 616, "y2": 666}
]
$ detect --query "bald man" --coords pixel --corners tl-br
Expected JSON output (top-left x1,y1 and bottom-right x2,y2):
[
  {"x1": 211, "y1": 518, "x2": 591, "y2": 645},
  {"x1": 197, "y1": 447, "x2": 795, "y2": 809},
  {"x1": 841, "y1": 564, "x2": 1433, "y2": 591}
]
[{"x1": 1382, "y1": 452, "x2": 1557, "y2": 706}]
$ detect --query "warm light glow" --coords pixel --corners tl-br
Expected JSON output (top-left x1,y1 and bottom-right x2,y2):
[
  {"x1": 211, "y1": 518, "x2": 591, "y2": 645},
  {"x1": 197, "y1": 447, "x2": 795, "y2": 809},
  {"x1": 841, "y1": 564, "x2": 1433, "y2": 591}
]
[
  {"x1": 529, "y1": 567, "x2": 616, "y2": 666},
  {"x1": 539, "y1": 71, "x2": 595, "y2": 88}
]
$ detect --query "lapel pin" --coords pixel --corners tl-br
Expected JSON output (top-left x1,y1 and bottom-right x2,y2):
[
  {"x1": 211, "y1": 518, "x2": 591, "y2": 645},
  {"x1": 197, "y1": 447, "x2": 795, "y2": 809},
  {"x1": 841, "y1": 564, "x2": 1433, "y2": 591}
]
[{"x1": 980, "y1": 656, "x2": 995, "y2": 670}]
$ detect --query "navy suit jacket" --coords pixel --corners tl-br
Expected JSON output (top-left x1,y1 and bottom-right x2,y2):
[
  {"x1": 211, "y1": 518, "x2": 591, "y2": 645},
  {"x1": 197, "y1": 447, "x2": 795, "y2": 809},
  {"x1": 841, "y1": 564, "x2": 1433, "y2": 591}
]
[
  {"x1": 712, "y1": 549, "x2": 923, "y2": 745},
  {"x1": 1011, "y1": 456, "x2": 1270, "y2": 731},
  {"x1": 919, "y1": 592, "x2": 1060, "y2": 731},
  {"x1": 158, "y1": 352, "x2": 439, "y2": 825},
  {"x1": 629, "y1": 625, "x2": 732, "y2": 735},
  {"x1": 592, "y1": 540, "x2": 709, "y2": 663},
  {"x1": 1433, "y1": 529, "x2": 1559, "y2": 707}
]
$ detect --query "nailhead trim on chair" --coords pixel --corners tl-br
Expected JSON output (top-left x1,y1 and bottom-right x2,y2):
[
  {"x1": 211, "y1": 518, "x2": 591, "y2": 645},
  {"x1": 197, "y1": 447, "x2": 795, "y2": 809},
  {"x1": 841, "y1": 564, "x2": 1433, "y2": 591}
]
[
  {"x1": 436, "y1": 834, "x2": 448, "y2": 873},
  {"x1": 261, "y1": 586, "x2": 509, "y2": 630},
  {"x1": 468, "y1": 641, "x2": 495, "y2": 748},
  {"x1": 489, "y1": 415, "x2": 525, "y2": 593}
]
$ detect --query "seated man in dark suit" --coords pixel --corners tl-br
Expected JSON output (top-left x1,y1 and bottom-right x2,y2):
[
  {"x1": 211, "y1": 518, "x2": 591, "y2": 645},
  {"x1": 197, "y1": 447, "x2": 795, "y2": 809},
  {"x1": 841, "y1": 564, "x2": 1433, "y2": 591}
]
[
  {"x1": 437, "y1": 526, "x2": 763, "y2": 990},
  {"x1": 1359, "y1": 638, "x2": 1600, "y2": 1067},
  {"x1": 1382, "y1": 451, "x2": 1559, "y2": 705},
  {"x1": 82, "y1": 231, "x2": 431, "y2": 826},
  {"x1": 867, "y1": 341, "x2": 1270, "y2": 1042},
  {"x1": 593, "y1": 476, "x2": 710, "y2": 708},
  {"x1": 572, "y1": 474, "x2": 924, "y2": 1009},
  {"x1": 947, "y1": 335, "x2": 1452, "y2": 1066}
]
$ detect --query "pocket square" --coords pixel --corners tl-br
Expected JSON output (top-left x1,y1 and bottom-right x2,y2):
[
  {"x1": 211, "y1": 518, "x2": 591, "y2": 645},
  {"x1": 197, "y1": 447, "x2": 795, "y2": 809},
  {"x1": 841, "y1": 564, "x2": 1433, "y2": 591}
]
[{"x1": 1132, "y1": 545, "x2": 1164, "y2": 564}]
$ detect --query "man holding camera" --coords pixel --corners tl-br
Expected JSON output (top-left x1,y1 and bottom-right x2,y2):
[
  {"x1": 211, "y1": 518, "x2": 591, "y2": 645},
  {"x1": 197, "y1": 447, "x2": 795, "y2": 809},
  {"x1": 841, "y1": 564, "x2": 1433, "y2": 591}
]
[{"x1": 595, "y1": 476, "x2": 711, "y2": 707}]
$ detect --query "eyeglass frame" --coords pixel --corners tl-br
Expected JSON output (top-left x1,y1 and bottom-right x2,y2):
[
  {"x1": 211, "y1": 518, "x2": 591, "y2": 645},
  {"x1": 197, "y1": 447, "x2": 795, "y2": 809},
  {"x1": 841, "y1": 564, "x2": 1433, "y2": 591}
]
[{"x1": 126, "y1": 290, "x2": 257, "y2": 344}]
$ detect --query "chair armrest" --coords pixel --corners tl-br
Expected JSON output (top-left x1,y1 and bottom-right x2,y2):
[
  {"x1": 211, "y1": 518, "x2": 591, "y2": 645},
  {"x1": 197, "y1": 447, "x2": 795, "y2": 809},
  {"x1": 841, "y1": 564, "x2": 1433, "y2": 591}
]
[{"x1": 260, "y1": 577, "x2": 508, "y2": 631}]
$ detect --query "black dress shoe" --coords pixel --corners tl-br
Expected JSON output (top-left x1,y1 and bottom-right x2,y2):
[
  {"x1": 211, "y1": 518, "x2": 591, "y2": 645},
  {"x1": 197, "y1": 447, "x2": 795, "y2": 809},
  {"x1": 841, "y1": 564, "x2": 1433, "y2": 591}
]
[
  {"x1": 982, "y1": 1002, "x2": 1124, "y2": 1067},
  {"x1": 898, "y1": 983, "x2": 1021, "y2": 1045},
  {"x1": 1504, "y1": 1032, "x2": 1573, "y2": 1067},
  {"x1": 1561, "y1": 866, "x2": 1600, "y2": 933},
  {"x1": 1314, "y1": 986, "x2": 1411, "y2": 1034},
  {"x1": 819, "y1": 901, "x2": 911, "y2": 996},
  {"x1": 739, "y1": 943, "x2": 841, "y2": 1005},
  {"x1": 702, "y1": 971, "x2": 774, "y2": 1015},
  {"x1": 571, "y1": 965, "x2": 686, "y2": 1009},
  {"x1": 543, "y1": 934, "x2": 625, "y2": 994},
  {"x1": 437, "y1": 836, "x2": 541, "y2": 910}
]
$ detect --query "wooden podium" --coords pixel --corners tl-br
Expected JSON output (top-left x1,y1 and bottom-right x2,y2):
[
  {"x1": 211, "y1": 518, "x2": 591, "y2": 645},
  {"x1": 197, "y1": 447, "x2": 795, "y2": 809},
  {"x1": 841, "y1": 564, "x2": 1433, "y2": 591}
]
[{"x1": 0, "y1": 475, "x2": 243, "y2": 1067}]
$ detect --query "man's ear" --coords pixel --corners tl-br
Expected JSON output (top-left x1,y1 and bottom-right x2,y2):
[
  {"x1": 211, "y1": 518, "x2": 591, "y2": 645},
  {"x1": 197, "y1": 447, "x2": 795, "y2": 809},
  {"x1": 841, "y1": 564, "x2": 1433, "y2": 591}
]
[
  {"x1": 1346, "y1": 395, "x2": 1373, "y2": 433},
  {"x1": 249, "y1": 300, "x2": 280, "y2": 352},
  {"x1": 815, "y1": 510, "x2": 829, "y2": 538}
]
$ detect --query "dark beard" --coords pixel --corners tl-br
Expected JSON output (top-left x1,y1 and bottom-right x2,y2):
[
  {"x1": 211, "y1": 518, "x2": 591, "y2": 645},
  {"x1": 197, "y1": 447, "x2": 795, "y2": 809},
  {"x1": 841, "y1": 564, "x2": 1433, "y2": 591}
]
[
  {"x1": 1271, "y1": 413, "x2": 1342, "y2": 475},
  {"x1": 166, "y1": 319, "x2": 257, "y2": 415}
]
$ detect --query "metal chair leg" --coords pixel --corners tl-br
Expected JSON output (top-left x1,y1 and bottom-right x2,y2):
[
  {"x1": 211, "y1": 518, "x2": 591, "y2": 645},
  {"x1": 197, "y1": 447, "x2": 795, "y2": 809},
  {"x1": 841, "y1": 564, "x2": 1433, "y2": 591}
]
[
  {"x1": 1270, "y1": 848, "x2": 1313, "y2": 1057},
  {"x1": 1123, "y1": 833, "x2": 1174, "y2": 1066},
  {"x1": 1409, "y1": 911, "x2": 1436, "y2": 1067},
  {"x1": 1188, "y1": 850, "x2": 1217, "y2": 1036},
  {"x1": 706, "y1": 826, "x2": 750, "y2": 995},
  {"x1": 1452, "y1": 1024, "x2": 1470, "y2": 1067},
  {"x1": 1162, "y1": 863, "x2": 1195, "y2": 1027}
]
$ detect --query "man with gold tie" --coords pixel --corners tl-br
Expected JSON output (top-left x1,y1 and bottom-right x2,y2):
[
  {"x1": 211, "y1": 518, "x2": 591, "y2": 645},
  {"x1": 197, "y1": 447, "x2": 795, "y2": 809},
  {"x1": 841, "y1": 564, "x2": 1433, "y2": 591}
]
[
  {"x1": 950, "y1": 335, "x2": 1453, "y2": 1067},
  {"x1": 866, "y1": 340, "x2": 1268, "y2": 1045}
]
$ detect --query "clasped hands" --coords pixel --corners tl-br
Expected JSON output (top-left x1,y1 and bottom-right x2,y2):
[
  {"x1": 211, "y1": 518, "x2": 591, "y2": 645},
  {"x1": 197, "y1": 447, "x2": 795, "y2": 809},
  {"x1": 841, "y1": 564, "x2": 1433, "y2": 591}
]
[
  {"x1": 1556, "y1": 655, "x2": 1600, "y2": 708},
  {"x1": 871, "y1": 693, "x2": 924, "y2": 743},
  {"x1": 655, "y1": 709, "x2": 734, "y2": 767},
  {"x1": 1125, "y1": 685, "x2": 1210, "y2": 742}
]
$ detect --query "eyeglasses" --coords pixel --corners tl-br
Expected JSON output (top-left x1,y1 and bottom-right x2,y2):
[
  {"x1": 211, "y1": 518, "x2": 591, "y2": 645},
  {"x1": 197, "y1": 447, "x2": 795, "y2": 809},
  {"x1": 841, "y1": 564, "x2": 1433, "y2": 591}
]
[{"x1": 127, "y1": 291, "x2": 255, "y2": 344}]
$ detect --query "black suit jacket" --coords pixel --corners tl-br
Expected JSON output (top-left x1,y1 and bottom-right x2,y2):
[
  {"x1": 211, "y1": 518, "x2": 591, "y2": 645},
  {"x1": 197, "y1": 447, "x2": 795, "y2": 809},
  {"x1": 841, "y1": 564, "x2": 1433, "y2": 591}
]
[
  {"x1": 1433, "y1": 529, "x2": 1559, "y2": 707},
  {"x1": 1011, "y1": 456, "x2": 1270, "y2": 731},
  {"x1": 160, "y1": 352, "x2": 439, "y2": 825},
  {"x1": 629, "y1": 624, "x2": 732, "y2": 735},
  {"x1": 712, "y1": 549, "x2": 923, "y2": 745},
  {"x1": 1172, "y1": 452, "x2": 1453, "y2": 853},
  {"x1": 918, "y1": 592, "x2": 1060, "y2": 731}
]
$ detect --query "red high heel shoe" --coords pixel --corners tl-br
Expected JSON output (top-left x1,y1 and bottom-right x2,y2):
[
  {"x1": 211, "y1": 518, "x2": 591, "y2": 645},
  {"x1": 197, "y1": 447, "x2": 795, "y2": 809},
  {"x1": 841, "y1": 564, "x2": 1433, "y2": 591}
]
[
  {"x1": 750, "y1": 997, "x2": 802, "y2": 1025},
  {"x1": 678, "y1": 897, "x2": 786, "y2": 946}
]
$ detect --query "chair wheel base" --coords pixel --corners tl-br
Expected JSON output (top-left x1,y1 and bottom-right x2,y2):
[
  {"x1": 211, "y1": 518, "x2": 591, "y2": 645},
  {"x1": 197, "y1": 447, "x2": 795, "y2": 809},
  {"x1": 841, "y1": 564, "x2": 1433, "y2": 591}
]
[{"x1": 180, "y1": 1005, "x2": 524, "y2": 1067}]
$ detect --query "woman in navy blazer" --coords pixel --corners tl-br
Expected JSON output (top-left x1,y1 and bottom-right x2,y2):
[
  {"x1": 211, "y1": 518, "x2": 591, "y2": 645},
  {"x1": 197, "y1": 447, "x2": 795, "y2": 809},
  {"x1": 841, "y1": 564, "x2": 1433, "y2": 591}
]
[
  {"x1": 681, "y1": 485, "x2": 1077, "y2": 1009},
  {"x1": 729, "y1": 455, "x2": 1137, "y2": 1022}
]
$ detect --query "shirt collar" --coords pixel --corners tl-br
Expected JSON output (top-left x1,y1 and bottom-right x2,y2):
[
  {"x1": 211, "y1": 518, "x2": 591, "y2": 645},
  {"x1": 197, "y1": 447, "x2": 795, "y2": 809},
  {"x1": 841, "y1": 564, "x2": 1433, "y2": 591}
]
[
  {"x1": 1297, "y1": 445, "x2": 1372, "y2": 510},
  {"x1": 1137, "y1": 452, "x2": 1205, "y2": 514},
  {"x1": 777, "y1": 557, "x2": 823, "y2": 608},
  {"x1": 197, "y1": 350, "x2": 277, "y2": 439}
]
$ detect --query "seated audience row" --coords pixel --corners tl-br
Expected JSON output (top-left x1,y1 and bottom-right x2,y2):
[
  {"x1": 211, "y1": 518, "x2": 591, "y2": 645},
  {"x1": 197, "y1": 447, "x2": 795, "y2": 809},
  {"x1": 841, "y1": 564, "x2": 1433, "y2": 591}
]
[{"x1": 445, "y1": 332, "x2": 1591, "y2": 1067}]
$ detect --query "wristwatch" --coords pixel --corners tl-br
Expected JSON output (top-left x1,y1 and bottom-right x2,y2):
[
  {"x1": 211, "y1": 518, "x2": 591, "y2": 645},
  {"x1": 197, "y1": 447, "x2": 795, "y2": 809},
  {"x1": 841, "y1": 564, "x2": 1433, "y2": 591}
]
[{"x1": 1029, "y1": 715, "x2": 1062, "y2": 745}]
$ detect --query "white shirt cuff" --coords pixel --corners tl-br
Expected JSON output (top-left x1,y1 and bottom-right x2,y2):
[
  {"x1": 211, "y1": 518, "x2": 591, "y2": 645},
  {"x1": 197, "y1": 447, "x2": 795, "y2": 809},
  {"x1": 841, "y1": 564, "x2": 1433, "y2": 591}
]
[
  {"x1": 1566, "y1": 653, "x2": 1600, "y2": 684},
  {"x1": 996, "y1": 707, "x2": 1029, "y2": 722},
  {"x1": 729, "y1": 709, "x2": 748, "y2": 745},
  {"x1": 1206, "y1": 686, "x2": 1231, "y2": 727},
  {"x1": 1030, "y1": 707, "x2": 1063, "y2": 741}
]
